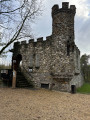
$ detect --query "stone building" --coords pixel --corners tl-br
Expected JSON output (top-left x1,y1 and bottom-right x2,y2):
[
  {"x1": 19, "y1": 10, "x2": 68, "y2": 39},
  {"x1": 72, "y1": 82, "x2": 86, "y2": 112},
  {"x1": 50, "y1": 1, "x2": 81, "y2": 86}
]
[{"x1": 12, "y1": 2, "x2": 83, "y2": 92}]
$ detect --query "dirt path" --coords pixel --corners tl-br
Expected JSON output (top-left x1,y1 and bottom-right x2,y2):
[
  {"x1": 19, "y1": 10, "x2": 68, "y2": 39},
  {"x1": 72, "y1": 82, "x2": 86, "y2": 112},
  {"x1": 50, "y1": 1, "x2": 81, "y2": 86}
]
[{"x1": 0, "y1": 88, "x2": 90, "y2": 120}]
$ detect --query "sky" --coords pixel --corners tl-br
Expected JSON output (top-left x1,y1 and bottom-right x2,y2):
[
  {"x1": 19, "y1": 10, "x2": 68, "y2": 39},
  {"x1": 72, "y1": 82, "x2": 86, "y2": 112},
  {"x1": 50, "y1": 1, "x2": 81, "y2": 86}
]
[
  {"x1": 1, "y1": 0, "x2": 90, "y2": 65},
  {"x1": 32, "y1": 0, "x2": 90, "y2": 56}
]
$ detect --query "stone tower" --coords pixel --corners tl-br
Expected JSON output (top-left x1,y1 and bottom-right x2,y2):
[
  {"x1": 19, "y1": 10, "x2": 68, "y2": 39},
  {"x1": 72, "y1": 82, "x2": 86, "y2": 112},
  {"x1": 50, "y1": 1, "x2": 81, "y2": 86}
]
[
  {"x1": 52, "y1": 2, "x2": 76, "y2": 39},
  {"x1": 51, "y1": 2, "x2": 76, "y2": 76},
  {"x1": 12, "y1": 2, "x2": 83, "y2": 92}
]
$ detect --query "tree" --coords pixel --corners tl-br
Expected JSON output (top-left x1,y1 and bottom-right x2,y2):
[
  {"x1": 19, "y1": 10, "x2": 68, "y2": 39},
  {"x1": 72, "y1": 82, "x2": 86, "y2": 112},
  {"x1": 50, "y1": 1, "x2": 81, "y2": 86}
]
[
  {"x1": 80, "y1": 54, "x2": 90, "y2": 81},
  {"x1": 0, "y1": 0, "x2": 42, "y2": 55}
]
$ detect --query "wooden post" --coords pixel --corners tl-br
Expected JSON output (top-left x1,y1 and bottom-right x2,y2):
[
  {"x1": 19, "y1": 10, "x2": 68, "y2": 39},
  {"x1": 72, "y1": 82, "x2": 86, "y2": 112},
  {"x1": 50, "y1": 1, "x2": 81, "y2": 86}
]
[
  {"x1": 12, "y1": 59, "x2": 17, "y2": 89},
  {"x1": 12, "y1": 70, "x2": 17, "y2": 88}
]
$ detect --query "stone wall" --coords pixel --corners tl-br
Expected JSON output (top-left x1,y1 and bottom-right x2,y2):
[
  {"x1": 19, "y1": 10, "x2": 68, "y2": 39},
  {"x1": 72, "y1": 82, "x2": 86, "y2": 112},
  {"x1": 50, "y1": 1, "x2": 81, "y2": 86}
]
[{"x1": 12, "y1": 2, "x2": 83, "y2": 92}]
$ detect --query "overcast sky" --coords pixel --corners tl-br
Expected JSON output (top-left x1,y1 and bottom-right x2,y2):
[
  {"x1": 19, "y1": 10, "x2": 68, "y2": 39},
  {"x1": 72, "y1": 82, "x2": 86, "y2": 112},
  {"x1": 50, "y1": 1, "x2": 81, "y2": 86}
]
[
  {"x1": 32, "y1": 0, "x2": 90, "y2": 56},
  {"x1": 1, "y1": 0, "x2": 90, "y2": 65}
]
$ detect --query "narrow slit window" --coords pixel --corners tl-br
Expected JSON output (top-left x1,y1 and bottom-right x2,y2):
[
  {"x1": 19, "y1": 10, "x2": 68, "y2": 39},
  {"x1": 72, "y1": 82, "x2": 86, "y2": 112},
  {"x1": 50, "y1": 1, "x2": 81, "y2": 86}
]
[
  {"x1": 35, "y1": 54, "x2": 40, "y2": 68},
  {"x1": 67, "y1": 41, "x2": 70, "y2": 56},
  {"x1": 72, "y1": 45, "x2": 74, "y2": 52},
  {"x1": 29, "y1": 54, "x2": 33, "y2": 68}
]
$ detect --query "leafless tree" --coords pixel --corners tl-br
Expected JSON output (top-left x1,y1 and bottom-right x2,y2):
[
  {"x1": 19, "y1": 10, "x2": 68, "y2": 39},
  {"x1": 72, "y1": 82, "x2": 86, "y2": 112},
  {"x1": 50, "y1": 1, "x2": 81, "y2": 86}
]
[{"x1": 0, "y1": 0, "x2": 42, "y2": 55}]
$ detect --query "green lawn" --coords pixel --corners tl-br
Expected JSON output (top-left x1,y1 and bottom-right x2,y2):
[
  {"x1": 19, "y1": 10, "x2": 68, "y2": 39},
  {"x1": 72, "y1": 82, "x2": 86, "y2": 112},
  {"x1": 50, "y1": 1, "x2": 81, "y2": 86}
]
[{"x1": 77, "y1": 83, "x2": 90, "y2": 94}]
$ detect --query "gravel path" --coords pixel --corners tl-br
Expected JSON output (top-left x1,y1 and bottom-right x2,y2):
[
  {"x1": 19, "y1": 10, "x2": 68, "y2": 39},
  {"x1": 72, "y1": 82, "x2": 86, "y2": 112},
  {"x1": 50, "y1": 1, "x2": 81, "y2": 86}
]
[{"x1": 0, "y1": 88, "x2": 90, "y2": 120}]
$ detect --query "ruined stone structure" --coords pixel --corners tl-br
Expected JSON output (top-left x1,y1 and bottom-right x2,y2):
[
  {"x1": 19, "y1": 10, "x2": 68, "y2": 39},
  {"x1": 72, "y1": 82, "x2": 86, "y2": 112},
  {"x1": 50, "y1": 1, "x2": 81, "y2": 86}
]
[{"x1": 12, "y1": 2, "x2": 83, "y2": 92}]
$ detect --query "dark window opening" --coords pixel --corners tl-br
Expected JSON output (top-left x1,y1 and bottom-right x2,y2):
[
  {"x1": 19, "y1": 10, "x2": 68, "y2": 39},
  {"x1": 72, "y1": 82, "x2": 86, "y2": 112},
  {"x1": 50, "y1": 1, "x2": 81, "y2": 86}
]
[
  {"x1": 67, "y1": 41, "x2": 70, "y2": 56},
  {"x1": 41, "y1": 83, "x2": 49, "y2": 89},
  {"x1": 72, "y1": 45, "x2": 74, "y2": 52}
]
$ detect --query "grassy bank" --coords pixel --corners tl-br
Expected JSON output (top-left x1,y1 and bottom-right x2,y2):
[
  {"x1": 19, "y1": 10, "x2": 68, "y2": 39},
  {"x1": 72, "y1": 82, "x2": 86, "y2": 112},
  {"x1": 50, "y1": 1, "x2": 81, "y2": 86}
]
[{"x1": 77, "y1": 83, "x2": 90, "y2": 94}]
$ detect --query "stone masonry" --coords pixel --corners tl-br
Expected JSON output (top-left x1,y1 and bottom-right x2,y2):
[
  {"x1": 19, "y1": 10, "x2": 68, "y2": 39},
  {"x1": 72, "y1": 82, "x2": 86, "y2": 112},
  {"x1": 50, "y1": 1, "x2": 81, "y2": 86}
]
[{"x1": 12, "y1": 2, "x2": 83, "y2": 92}]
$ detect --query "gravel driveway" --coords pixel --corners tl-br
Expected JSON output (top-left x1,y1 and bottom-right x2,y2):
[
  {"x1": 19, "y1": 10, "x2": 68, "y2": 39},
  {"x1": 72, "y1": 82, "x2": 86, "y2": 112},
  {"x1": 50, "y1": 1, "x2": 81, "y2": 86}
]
[{"x1": 0, "y1": 88, "x2": 90, "y2": 120}]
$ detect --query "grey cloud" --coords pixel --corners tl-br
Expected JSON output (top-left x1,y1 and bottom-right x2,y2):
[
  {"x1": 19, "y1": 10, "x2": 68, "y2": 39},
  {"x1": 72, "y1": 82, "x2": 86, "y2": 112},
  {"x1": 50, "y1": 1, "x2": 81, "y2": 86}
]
[
  {"x1": 32, "y1": 0, "x2": 90, "y2": 55},
  {"x1": 75, "y1": 17, "x2": 90, "y2": 55}
]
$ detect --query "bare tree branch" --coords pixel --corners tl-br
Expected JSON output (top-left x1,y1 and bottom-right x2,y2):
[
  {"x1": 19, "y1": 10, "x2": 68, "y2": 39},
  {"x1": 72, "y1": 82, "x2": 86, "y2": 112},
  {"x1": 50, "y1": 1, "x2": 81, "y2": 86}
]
[
  {"x1": 0, "y1": 5, "x2": 40, "y2": 54},
  {"x1": 0, "y1": 0, "x2": 42, "y2": 55},
  {"x1": 0, "y1": 3, "x2": 24, "y2": 14},
  {"x1": 0, "y1": 24, "x2": 8, "y2": 29}
]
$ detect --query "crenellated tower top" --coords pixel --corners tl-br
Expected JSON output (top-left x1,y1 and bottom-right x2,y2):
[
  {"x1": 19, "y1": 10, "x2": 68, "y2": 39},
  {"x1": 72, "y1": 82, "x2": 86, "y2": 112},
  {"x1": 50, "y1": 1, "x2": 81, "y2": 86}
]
[
  {"x1": 52, "y1": 2, "x2": 76, "y2": 17},
  {"x1": 52, "y1": 2, "x2": 76, "y2": 41}
]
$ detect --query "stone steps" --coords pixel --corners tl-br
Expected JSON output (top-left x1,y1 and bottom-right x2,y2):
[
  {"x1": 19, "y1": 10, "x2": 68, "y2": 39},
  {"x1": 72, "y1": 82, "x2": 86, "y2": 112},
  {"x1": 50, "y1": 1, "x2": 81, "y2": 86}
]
[{"x1": 16, "y1": 71, "x2": 33, "y2": 88}]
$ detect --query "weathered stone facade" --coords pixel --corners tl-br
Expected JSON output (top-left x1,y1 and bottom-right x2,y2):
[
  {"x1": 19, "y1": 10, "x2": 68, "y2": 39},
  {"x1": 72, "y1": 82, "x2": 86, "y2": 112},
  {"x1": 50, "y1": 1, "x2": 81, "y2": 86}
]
[{"x1": 12, "y1": 2, "x2": 83, "y2": 92}]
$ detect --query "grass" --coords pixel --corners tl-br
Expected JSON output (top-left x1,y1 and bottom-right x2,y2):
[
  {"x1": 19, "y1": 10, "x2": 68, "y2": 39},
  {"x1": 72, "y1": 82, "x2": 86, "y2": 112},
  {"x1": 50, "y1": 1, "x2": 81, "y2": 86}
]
[{"x1": 77, "y1": 83, "x2": 90, "y2": 94}]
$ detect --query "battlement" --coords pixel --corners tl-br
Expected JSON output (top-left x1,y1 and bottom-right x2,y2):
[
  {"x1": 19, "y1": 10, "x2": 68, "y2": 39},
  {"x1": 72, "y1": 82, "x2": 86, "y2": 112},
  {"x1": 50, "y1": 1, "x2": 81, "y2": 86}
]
[
  {"x1": 29, "y1": 39, "x2": 34, "y2": 43},
  {"x1": 52, "y1": 4, "x2": 59, "y2": 14},
  {"x1": 14, "y1": 36, "x2": 52, "y2": 49},
  {"x1": 21, "y1": 41, "x2": 26, "y2": 44},
  {"x1": 52, "y1": 2, "x2": 76, "y2": 17},
  {"x1": 37, "y1": 37, "x2": 43, "y2": 42},
  {"x1": 70, "y1": 5, "x2": 76, "y2": 10},
  {"x1": 62, "y1": 2, "x2": 69, "y2": 9},
  {"x1": 46, "y1": 36, "x2": 52, "y2": 40},
  {"x1": 14, "y1": 41, "x2": 20, "y2": 47}
]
